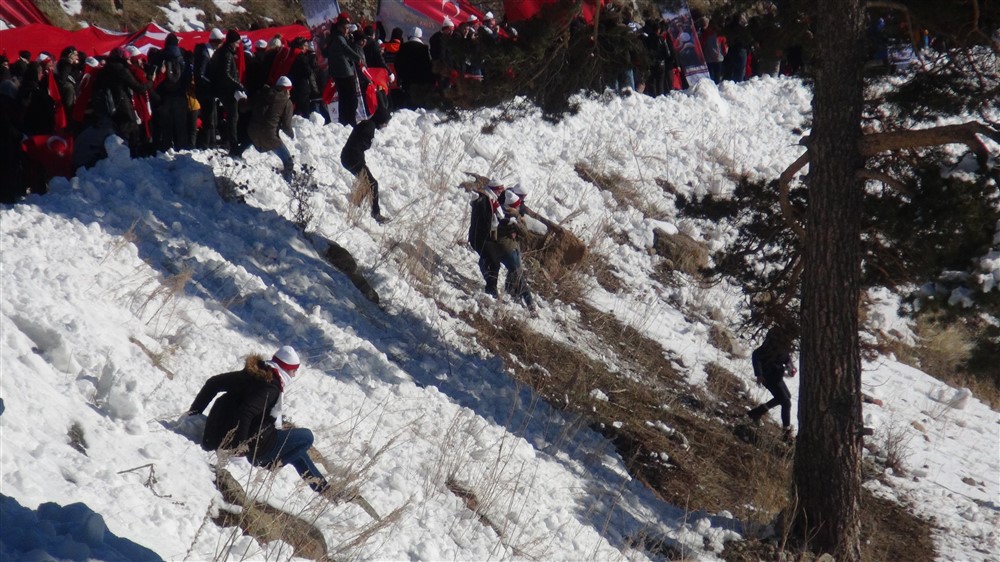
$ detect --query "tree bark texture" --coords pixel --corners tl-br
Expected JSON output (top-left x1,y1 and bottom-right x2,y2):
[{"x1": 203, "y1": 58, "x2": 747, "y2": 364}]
[{"x1": 791, "y1": 0, "x2": 867, "y2": 559}]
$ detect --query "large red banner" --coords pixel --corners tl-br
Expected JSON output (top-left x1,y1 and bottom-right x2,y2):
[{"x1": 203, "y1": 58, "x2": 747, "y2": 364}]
[{"x1": 0, "y1": 22, "x2": 310, "y2": 58}]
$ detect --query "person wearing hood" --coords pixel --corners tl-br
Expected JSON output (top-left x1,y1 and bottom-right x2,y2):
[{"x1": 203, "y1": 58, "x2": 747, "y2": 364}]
[
  {"x1": 182, "y1": 346, "x2": 330, "y2": 494},
  {"x1": 155, "y1": 33, "x2": 192, "y2": 151}
]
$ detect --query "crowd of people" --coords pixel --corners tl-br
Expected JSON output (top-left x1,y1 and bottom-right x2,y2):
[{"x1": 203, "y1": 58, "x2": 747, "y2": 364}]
[{"x1": 0, "y1": 2, "x2": 833, "y2": 204}]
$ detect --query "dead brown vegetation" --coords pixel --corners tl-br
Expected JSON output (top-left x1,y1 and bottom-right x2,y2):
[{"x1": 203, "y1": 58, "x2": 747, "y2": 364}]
[{"x1": 463, "y1": 294, "x2": 934, "y2": 560}]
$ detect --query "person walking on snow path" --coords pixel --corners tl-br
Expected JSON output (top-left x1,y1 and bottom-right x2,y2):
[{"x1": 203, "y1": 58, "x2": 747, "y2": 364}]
[
  {"x1": 181, "y1": 346, "x2": 330, "y2": 494},
  {"x1": 747, "y1": 325, "x2": 797, "y2": 440}
]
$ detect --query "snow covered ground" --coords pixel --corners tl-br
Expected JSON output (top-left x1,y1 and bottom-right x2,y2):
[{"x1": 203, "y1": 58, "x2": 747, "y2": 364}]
[{"x1": 1, "y1": 77, "x2": 998, "y2": 561}]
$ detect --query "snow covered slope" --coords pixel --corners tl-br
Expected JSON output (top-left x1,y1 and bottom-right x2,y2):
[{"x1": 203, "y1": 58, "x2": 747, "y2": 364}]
[{"x1": 1, "y1": 77, "x2": 997, "y2": 561}]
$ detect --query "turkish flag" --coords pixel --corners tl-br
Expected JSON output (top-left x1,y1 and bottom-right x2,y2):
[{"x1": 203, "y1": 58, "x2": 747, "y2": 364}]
[
  {"x1": 377, "y1": 0, "x2": 483, "y2": 42},
  {"x1": 503, "y1": 0, "x2": 604, "y2": 24}
]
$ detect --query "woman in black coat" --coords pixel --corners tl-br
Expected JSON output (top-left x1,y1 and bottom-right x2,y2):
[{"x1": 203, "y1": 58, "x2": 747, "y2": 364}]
[{"x1": 184, "y1": 346, "x2": 329, "y2": 493}]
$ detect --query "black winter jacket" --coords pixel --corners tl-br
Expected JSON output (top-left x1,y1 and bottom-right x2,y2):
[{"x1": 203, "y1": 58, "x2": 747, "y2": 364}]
[
  {"x1": 340, "y1": 119, "x2": 376, "y2": 170},
  {"x1": 751, "y1": 335, "x2": 793, "y2": 385},
  {"x1": 187, "y1": 355, "x2": 281, "y2": 461}
]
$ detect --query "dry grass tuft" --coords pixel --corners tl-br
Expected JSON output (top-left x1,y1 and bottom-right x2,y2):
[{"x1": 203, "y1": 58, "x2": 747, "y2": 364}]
[
  {"x1": 574, "y1": 162, "x2": 667, "y2": 220},
  {"x1": 651, "y1": 227, "x2": 710, "y2": 281}
]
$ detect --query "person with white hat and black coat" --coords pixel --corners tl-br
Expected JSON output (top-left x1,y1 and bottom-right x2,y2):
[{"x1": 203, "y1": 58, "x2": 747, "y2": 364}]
[{"x1": 182, "y1": 346, "x2": 330, "y2": 494}]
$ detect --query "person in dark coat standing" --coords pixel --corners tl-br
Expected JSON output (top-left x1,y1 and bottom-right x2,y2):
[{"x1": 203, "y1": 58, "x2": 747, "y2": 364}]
[
  {"x1": 182, "y1": 346, "x2": 330, "y2": 494},
  {"x1": 393, "y1": 27, "x2": 434, "y2": 109},
  {"x1": 154, "y1": 34, "x2": 191, "y2": 151},
  {"x1": 747, "y1": 325, "x2": 797, "y2": 438},
  {"x1": 92, "y1": 48, "x2": 151, "y2": 142},
  {"x1": 243, "y1": 76, "x2": 295, "y2": 179},
  {"x1": 209, "y1": 29, "x2": 246, "y2": 153},
  {"x1": 340, "y1": 102, "x2": 390, "y2": 223},
  {"x1": 467, "y1": 180, "x2": 502, "y2": 297},
  {"x1": 193, "y1": 28, "x2": 225, "y2": 148},
  {"x1": 324, "y1": 13, "x2": 364, "y2": 126}
]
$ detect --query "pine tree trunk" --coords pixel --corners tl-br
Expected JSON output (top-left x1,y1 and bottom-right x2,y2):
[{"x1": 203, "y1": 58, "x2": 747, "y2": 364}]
[{"x1": 791, "y1": 0, "x2": 867, "y2": 559}]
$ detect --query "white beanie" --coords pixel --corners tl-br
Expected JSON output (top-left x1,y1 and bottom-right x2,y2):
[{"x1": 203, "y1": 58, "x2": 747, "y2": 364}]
[
  {"x1": 84, "y1": 56, "x2": 100, "y2": 68},
  {"x1": 125, "y1": 45, "x2": 142, "y2": 57},
  {"x1": 487, "y1": 178, "x2": 505, "y2": 190},
  {"x1": 442, "y1": 17, "x2": 454, "y2": 28},
  {"x1": 276, "y1": 76, "x2": 293, "y2": 88},
  {"x1": 502, "y1": 190, "x2": 522, "y2": 212},
  {"x1": 36, "y1": 52, "x2": 51, "y2": 62},
  {"x1": 467, "y1": 14, "x2": 478, "y2": 23},
  {"x1": 509, "y1": 183, "x2": 528, "y2": 197},
  {"x1": 209, "y1": 28, "x2": 225, "y2": 41},
  {"x1": 255, "y1": 39, "x2": 268, "y2": 49},
  {"x1": 485, "y1": 11, "x2": 494, "y2": 20},
  {"x1": 272, "y1": 345, "x2": 300, "y2": 372},
  {"x1": 411, "y1": 27, "x2": 423, "y2": 39}
]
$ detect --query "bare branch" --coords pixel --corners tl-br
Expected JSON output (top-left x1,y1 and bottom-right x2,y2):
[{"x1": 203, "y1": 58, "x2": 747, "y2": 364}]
[
  {"x1": 857, "y1": 169, "x2": 911, "y2": 196},
  {"x1": 778, "y1": 151, "x2": 809, "y2": 240},
  {"x1": 858, "y1": 121, "x2": 1000, "y2": 168}
]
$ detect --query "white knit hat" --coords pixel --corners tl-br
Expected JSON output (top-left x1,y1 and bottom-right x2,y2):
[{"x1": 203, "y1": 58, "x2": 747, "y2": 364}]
[
  {"x1": 467, "y1": 14, "x2": 478, "y2": 23},
  {"x1": 255, "y1": 39, "x2": 267, "y2": 49},
  {"x1": 502, "y1": 190, "x2": 522, "y2": 212},
  {"x1": 411, "y1": 27, "x2": 423, "y2": 39},
  {"x1": 487, "y1": 178, "x2": 505, "y2": 190},
  {"x1": 125, "y1": 45, "x2": 142, "y2": 57},
  {"x1": 36, "y1": 52, "x2": 51, "y2": 62},
  {"x1": 442, "y1": 17, "x2": 454, "y2": 28},
  {"x1": 485, "y1": 11, "x2": 494, "y2": 20},
  {"x1": 272, "y1": 345, "x2": 300, "y2": 373},
  {"x1": 84, "y1": 56, "x2": 100, "y2": 67},
  {"x1": 276, "y1": 76, "x2": 293, "y2": 88},
  {"x1": 509, "y1": 183, "x2": 528, "y2": 197}
]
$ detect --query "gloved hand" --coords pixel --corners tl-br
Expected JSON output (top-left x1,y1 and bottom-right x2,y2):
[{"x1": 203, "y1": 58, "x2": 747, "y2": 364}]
[{"x1": 234, "y1": 89, "x2": 248, "y2": 101}]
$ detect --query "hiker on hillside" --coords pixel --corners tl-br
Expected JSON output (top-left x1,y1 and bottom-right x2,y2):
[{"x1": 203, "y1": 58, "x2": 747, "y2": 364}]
[
  {"x1": 747, "y1": 325, "x2": 797, "y2": 439},
  {"x1": 234, "y1": 75, "x2": 295, "y2": 180},
  {"x1": 340, "y1": 101, "x2": 391, "y2": 223},
  {"x1": 181, "y1": 346, "x2": 331, "y2": 494},
  {"x1": 472, "y1": 178, "x2": 536, "y2": 310},
  {"x1": 468, "y1": 178, "x2": 503, "y2": 296}
]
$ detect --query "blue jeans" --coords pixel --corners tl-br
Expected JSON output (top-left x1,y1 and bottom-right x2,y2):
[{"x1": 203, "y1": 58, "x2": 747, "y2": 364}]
[
  {"x1": 252, "y1": 428, "x2": 328, "y2": 493},
  {"x1": 272, "y1": 143, "x2": 293, "y2": 174}
]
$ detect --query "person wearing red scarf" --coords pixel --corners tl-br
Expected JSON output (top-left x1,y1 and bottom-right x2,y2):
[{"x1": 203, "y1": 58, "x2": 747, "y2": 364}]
[{"x1": 71, "y1": 57, "x2": 102, "y2": 126}]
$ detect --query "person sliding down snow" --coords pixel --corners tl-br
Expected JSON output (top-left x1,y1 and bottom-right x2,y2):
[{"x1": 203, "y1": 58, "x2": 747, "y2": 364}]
[
  {"x1": 340, "y1": 101, "x2": 391, "y2": 223},
  {"x1": 747, "y1": 325, "x2": 797, "y2": 440},
  {"x1": 181, "y1": 346, "x2": 330, "y2": 494}
]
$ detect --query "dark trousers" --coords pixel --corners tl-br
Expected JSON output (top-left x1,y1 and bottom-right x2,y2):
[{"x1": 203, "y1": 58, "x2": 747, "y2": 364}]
[
  {"x1": 344, "y1": 160, "x2": 380, "y2": 217},
  {"x1": 749, "y1": 379, "x2": 792, "y2": 428},
  {"x1": 196, "y1": 95, "x2": 217, "y2": 148},
  {"x1": 252, "y1": 428, "x2": 327, "y2": 493},
  {"x1": 218, "y1": 96, "x2": 240, "y2": 151},
  {"x1": 156, "y1": 96, "x2": 190, "y2": 151},
  {"x1": 335, "y1": 76, "x2": 358, "y2": 126}
]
